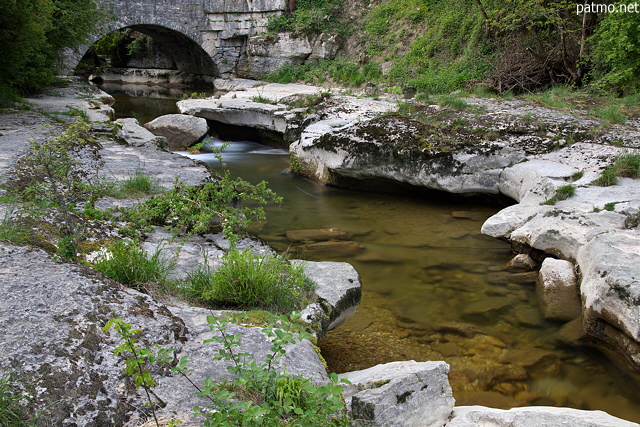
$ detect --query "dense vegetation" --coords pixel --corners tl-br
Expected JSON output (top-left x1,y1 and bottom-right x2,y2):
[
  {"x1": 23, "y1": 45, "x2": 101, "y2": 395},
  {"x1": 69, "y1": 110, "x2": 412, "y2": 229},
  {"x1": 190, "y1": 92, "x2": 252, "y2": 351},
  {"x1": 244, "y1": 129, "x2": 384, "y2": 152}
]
[
  {"x1": 0, "y1": 0, "x2": 105, "y2": 105},
  {"x1": 268, "y1": 0, "x2": 640, "y2": 95}
]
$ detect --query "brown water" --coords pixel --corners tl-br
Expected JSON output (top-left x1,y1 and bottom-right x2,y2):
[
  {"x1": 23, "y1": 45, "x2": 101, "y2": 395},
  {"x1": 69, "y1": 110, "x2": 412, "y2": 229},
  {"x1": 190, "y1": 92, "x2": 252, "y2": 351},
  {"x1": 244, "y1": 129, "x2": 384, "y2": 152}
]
[
  {"x1": 106, "y1": 86, "x2": 640, "y2": 423},
  {"x1": 194, "y1": 140, "x2": 640, "y2": 423}
]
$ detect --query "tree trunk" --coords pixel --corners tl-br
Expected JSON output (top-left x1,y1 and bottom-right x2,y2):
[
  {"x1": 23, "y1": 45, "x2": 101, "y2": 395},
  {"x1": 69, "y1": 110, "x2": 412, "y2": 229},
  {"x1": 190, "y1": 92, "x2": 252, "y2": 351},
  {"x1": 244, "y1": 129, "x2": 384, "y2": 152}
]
[{"x1": 286, "y1": 0, "x2": 296, "y2": 15}]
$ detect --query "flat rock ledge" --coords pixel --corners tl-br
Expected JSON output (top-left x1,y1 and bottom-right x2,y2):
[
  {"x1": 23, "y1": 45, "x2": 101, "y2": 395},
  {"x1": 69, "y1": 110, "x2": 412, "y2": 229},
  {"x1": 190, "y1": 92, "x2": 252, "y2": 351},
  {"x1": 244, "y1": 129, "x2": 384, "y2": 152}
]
[{"x1": 178, "y1": 80, "x2": 640, "y2": 376}]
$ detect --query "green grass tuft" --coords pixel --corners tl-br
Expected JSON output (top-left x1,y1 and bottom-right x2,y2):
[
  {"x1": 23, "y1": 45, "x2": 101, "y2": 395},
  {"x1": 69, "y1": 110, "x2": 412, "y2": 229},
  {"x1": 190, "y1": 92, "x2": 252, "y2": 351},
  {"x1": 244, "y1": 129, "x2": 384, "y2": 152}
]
[
  {"x1": 594, "y1": 154, "x2": 640, "y2": 186},
  {"x1": 93, "y1": 240, "x2": 174, "y2": 290},
  {"x1": 181, "y1": 249, "x2": 316, "y2": 314}
]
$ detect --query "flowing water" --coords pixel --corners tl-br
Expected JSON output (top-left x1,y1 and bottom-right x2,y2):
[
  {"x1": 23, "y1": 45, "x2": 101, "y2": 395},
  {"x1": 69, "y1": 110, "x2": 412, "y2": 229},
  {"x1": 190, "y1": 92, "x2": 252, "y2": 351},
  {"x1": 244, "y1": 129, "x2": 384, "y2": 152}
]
[{"x1": 105, "y1": 85, "x2": 640, "y2": 423}]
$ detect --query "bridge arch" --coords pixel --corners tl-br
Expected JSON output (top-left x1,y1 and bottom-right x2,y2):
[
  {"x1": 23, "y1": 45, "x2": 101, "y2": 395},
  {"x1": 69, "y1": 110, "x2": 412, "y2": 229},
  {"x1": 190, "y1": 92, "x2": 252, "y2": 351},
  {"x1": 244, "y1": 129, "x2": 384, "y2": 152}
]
[
  {"x1": 73, "y1": 24, "x2": 220, "y2": 86},
  {"x1": 62, "y1": 0, "x2": 288, "y2": 83}
]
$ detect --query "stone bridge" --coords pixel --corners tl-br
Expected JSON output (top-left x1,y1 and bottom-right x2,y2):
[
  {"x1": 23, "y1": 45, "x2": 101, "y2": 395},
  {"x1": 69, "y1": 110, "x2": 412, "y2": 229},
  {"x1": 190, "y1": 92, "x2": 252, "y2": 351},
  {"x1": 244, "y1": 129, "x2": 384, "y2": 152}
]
[{"x1": 64, "y1": 0, "x2": 292, "y2": 81}]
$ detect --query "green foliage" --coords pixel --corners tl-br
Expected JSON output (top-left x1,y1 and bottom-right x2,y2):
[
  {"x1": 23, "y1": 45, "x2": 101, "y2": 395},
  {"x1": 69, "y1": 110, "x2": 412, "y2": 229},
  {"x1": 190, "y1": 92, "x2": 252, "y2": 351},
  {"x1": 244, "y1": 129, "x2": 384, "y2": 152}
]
[
  {"x1": 268, "y1": 0, "x2": 346, "y2": 36},
  {"x1": 180, "y1": 92, "x2": 209, "y2": 100},
  {"x1": 595, "y1": 154, "x2": 640, "y2": 186},
  {"x1": 181, "y1": 249, "x2": 316, "y2": 314},
  {"x1": 110, "y1": 171, "x2": 165, "y2": 199},
  {"x1": 0, "y1": 373, "x2": 28, "y2": 426},
  {"x1": 250, "y1": 95, "x2": 278, "y2": 105},
  {"x1": 0, "y1": 207, "x2": 31, "y2": 245},
  {"x1": 366, "y1": 0, "x2": 491, "y2": 94},
  {"x1": 93, "y1": 240, "x2": 175, "y2": 291},
  {"x1": 438, "y1": 95, "x2": 469, "y2": 111},
  {"x1": 0, "y1": 0, "x2": 106, "y2": 96},
  {"x1": 104, "y1": 318, "x2": 174, "y2": 427},
  {"x1": 589, "y1": 102, "x2": 627, "y2": 124},
  {"x1": 178, "y1": 314, "x2": 349, "y2": 426},
  {"x1": 544, "y1": 184, "x2": 576, "y2": 205},
  {"x1": 266, "y1": 59, "x2": 382, "y2": 87},
  {"x1": 125, "y1": 172, "x2": 282, "y2": 244},
  {"x1": 589, "y1": 3, "x2": 640, "y2": 95},
  {"x1": 527, "y1": 86, "x2": 577, "y2": 111}
]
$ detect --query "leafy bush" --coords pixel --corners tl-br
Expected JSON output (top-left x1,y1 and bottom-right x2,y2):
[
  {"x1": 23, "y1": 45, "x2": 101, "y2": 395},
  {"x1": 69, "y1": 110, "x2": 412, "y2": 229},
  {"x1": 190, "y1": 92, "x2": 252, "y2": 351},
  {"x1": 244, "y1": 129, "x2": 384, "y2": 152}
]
[
  {"x1": 93, "y1": 240, "x2": 174, "y2": 290},
  {"x1": 0, "y1": 0, "x2": 106, "y2": 96},
  {"x1": 182, "y1": 249, "x2": 316, "y2": 314},
  {"x1": 589, "y1": 2, "x2": 640, "y2": 95},
  {"x1": 266, "y1": 59, "x2": 382, "y2": 87},
  {"x1": 6, "y1": 118, "x2": 110, "y2": 259},
  {"x1": 125, "y1": 174, "x2": 282, "y2": 244}
]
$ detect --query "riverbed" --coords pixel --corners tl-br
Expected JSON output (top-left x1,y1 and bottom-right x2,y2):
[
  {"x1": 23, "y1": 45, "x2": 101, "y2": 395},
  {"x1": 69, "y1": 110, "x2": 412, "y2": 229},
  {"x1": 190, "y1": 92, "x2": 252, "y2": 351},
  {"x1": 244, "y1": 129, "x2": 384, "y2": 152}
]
[{"x1": 108, "y1": 86, "x2": 640, "y2": 423}]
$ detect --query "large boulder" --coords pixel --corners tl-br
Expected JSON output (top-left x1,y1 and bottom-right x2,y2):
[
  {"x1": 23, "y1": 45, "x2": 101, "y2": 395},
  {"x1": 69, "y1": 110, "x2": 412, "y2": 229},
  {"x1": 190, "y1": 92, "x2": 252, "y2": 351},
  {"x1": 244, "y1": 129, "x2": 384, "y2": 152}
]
[
  {"x1": 339, "y1": 360, "x2": 455, "y2": 427},
  {"x1": 144, "y1": 114, "x2": 209, "y2": 151},
  {"x1": 115, "y1": 117, "x2": 168, "y2": 150}
]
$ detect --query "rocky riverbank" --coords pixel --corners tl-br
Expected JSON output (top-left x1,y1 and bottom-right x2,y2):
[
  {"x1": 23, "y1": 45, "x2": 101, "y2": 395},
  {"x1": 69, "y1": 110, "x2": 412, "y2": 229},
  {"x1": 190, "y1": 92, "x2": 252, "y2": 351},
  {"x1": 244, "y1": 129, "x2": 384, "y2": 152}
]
[
  {"x1": 1, "y1": 79, "x2": 638, "y2": 426},
  {"x1": 178, "y1": 80, "x2": 640, "y2": 382}
]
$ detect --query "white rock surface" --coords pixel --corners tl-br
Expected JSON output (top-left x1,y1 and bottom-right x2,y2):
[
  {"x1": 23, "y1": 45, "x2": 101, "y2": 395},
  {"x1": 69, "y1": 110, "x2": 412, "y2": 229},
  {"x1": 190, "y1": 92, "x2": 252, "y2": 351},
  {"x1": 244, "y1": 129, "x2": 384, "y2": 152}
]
[
  {"x1": 446, "y1": 406, "x2": 639, "y2": 427},
  {"x1": 537, "y1": 258, "x2": 581, "y2": 321},
  {"x1": 340, "y1": 361, "x2": 455, "y2": 427}
]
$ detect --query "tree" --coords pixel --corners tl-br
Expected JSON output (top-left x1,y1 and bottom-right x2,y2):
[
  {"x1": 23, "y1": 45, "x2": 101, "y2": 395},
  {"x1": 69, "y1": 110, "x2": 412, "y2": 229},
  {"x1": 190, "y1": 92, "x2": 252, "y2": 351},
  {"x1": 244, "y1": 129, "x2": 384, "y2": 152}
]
[
  {"x1": 0, "y1": 0, "x2": 106, "y2": 101},
  {"x1": 589, "y1": 3, "x2": 640, "y2": 94}
]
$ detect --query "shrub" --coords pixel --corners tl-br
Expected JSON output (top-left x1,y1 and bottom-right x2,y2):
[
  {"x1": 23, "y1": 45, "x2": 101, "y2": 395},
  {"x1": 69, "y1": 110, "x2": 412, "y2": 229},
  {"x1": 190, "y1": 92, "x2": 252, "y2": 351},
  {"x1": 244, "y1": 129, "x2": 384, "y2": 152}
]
[
  {"x1": 125, "y1": 174, "x2": 282, "y2": 244},
  {"x1": 6, "y1": 118, "x2": 110, "y2": 259},
  {"x1": 182, "y1": 249, "x2": 316, "y2": 314},
  {"x1": 589, "y1": 3, "x2": 640, "y2": 95},
  {"x1": 93, "y1": 240, "x2": 174, "y2": 290},
  {"x1": 182, "y1": 315, "x2": 350, "y2": 426}
]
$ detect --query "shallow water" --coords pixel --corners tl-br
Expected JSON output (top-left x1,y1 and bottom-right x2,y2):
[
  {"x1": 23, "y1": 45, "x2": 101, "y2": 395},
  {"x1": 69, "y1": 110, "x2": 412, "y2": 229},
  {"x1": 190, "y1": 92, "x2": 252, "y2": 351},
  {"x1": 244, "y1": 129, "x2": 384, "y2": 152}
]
[
  {"x1": 106, "y1": 86, "x2": 640, "y2": 422},
  {"x1": 185, "y1": 139, "x2": 640, "y2": 423}
]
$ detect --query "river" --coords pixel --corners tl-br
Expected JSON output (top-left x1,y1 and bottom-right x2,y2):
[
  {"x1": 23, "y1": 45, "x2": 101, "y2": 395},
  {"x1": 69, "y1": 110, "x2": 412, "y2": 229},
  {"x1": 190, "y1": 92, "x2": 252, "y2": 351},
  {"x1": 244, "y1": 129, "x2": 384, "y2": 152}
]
[{"x1": 107, "y1": 85, "x2": 640, "y2": 423}]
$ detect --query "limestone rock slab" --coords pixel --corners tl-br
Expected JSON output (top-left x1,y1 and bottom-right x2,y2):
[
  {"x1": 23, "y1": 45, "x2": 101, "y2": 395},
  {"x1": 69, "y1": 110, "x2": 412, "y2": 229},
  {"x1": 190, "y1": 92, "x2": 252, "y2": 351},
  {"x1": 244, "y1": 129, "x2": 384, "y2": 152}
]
[
  {"x1": 577, "y1": 231, "x2": 640, "y2": 368},
  {"x1": 340, "y1": 360, "x2": 455, "y2": 427},
  {"x1": 447, "y1": 406, "x2": 639, "y2": 427}
]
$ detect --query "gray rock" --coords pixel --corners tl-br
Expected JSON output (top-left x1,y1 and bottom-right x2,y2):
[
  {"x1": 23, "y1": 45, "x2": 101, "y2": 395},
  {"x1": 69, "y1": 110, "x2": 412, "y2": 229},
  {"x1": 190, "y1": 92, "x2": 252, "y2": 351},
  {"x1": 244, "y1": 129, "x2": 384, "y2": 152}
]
[
  {"x1": 578, "y1": 231, "x2": 640, "y2": 369},
  {"x1": 537, "y1": 258, "x2": 581, "y2": 321},
  {"x1": 296, "y1": 260, "x2": 362, "y2": 337},
  {"x1": 144, "y1": 114, "x2": 209, "y2": 151},
  {"x1": 115, "y1": 117, "x2": 168, "y2": 150},
  {"x1": 446, "y1": 406, "x2": 639, "y2": 427},
  {"x1": 0, "y1": 243, "x2": 188, "y2": 425},
  {"x1": 340, "y1": 360, "x2": 455, "y2": 427}
]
